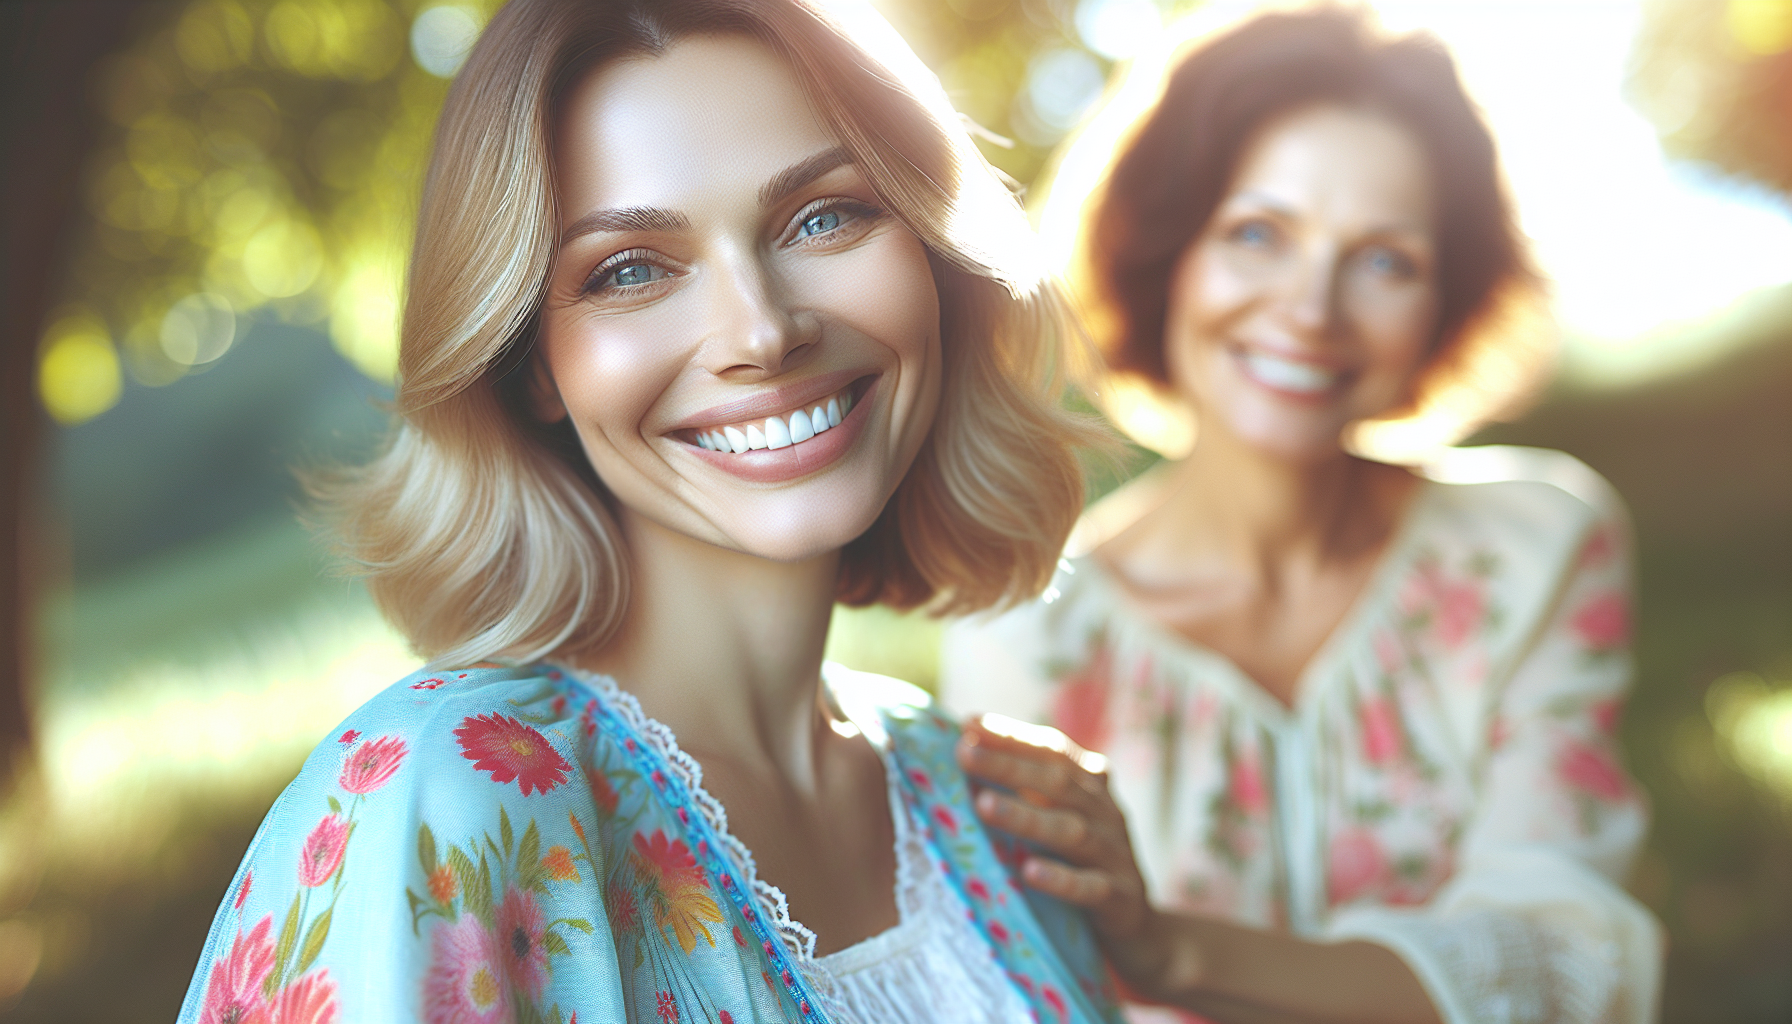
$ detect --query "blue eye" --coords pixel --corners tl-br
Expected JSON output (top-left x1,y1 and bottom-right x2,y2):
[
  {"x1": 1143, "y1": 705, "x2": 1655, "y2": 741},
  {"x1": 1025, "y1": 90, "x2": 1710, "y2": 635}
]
[
  {"x1": 1232, "y1": 219, "x2": 1277, "y2": 248},
  {"x1": 799, "y1": 210, "x2": 841, "y2": 237},
  {"x1": 612, "y1": 263, "x2": 658, "y2": 287},
  {"x1": 585, "y1": 253, "x2": 672, "y2": 295},
  {"x1": 1362, "y1": 247, "x2": 1417, "y2": 278}
]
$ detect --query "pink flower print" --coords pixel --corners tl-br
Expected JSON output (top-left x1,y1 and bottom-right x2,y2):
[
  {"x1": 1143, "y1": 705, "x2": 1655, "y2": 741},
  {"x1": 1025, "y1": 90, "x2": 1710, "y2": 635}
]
[
  {"x1": 967, "y1": 877, "x2": 991, "y2": 901},
  {"x1": 1578, "y1": 524, "x2": 1617, "y2": 568},
  {"x1": 411, "y1": 678, "x2": 446, "y2": 690},
  {"x1": 1592, "y1": 698, "x2": 1624, "y2": 736},
  {"x1": 932, "y1": 805, "x2": 958, "y2": 836},
  {"x1": 338, "y1": 730, "x2": 360, "y2": 745},
  {"x1": 1557, "y1": 739, "x2": 1628, "y2": 802},
  {"x1": 298, "y1": 815, "x2": 350, "y2": 888},
  {"x1": 988, "y1": 920, "x2": 1010, "y2": 943},
  {"x1": 496, "y1": 886, "x2": 550, "y2": 998},
  {"x1": 233, "y1": 870, "x2": 252, "y2": 911},
  {"x1": 1042, "y1": 983, "x2": 1069, "y2": 1023},
  {"x1": 1373, "y1": 629, "x2": 1404, "y2": 677},
  {"x1": 424, "y1": 914, "x2": 512, "y2": 1024},
  {"x1": 272, "y1": 970, "x2": 341, "y2": 1024},
  {"x1": 1488, "y1": 715, "x2": 1510, "y2": 751},
  {"x1": 338, "y1": 735, "x2": 407, "y2": 794},
  {"x1": 1572, "y1": 592, "x2": 1630, "y2": 653},
  {"x1": 199, "y1": 915, "x2": 275, "y2": 1024},
  {"x1": 454, "y1": 714, "x2": 571, "y2": 796},
  {"x1": 1327, "y1": 826, "x2": 1390, "y2": 906},
  {"x1": 1228, "y1": 749, "x2": 1268, "y2": 816},
  {"x1": 1358, "y1": 695, "x2": 1403, "y2": 767},
  {"x1": 1434, "y1": 578, "x2": 1485, "y2": 649},
  {"x1": 1050, "y1": 644, "x2": 1113, "y2": 753},
  {"x1": 656, "y1": 991, "x2": 679, "y2": 1022},
  {"x1": 907, "y1": 768, "x2": 932, "y2": 792}
]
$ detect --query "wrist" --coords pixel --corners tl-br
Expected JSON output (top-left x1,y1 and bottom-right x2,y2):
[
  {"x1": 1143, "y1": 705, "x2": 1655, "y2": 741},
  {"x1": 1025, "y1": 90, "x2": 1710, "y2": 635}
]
[{"x1": 1108, "y1": 909, "x2": 1207, "y2": 1004}]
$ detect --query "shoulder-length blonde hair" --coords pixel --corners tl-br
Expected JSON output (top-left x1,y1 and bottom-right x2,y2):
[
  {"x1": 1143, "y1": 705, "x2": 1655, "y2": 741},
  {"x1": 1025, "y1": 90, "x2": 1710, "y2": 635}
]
[{"x1": 316, "y1": 0, "x2": 1096, "y2": 668}]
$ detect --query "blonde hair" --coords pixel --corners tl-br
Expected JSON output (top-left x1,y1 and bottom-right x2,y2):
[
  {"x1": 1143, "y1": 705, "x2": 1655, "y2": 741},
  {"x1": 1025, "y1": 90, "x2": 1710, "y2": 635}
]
[{"x1": 315, "y1": 0, "x2": 1098, "y2": 668}]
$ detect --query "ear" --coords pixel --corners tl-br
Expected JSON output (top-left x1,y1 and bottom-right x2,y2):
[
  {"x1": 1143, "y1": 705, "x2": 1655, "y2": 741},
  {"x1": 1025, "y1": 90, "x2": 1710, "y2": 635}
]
[{"x1": 525, "y1": 348, "x2": 569, "y2": 423}]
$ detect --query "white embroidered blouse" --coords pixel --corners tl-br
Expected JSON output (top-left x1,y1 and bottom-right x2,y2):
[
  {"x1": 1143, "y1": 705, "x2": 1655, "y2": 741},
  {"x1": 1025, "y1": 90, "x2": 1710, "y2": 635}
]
[{"x1": 939, "y1": 447, "x2": 1663, "y2": 1024}]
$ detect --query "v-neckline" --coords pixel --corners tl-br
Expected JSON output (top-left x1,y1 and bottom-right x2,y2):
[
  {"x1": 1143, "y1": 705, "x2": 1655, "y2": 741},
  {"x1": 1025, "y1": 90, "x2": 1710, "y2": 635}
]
[
  {"x1": 1078, "y1": 479, "x2": 1436, "y2": 722},
  {"x1": 558, "y1": 663, "x2": 911, "y2": 964}
]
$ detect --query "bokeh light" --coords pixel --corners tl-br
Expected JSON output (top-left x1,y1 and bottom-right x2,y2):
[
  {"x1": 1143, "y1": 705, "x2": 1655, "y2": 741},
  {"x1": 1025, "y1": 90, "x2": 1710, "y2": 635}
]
[
  {"x1": 36, "y1": 313, "x2": 123, "y2": 426},
  {"x1": 410, "y1": 4, "x2": 482, "y2": 78},
  {"x1": 1708, "y1": 671, "x2": 1792, "y2": 800}
]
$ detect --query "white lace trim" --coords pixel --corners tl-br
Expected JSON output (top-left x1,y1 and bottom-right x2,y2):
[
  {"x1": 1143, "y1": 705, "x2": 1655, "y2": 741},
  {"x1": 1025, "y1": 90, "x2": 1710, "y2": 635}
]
[
  {"x1": 558, "y1": 666, "x2": 838, "y2": 1007},
  {"x1": 813, "y1": 726, "x2": 1035, "y2": 1024}
]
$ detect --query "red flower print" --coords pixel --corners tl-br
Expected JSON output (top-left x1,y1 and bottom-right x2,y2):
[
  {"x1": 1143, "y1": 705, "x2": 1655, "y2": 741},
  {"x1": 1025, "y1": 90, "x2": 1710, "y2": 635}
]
[
  {"x1": 1326, "y1": 826, "x2": 1390, "y2": 906},
  {"x1": 423, "y1": 914, "x2": 511, "y2": 1024},
  {"x1": 273, "y1": 970, "x2": 341, "y2": 1024},
  {"x1": 543, "y1": 845, "x2": 580, "y2": 882},
  {"x1": 733, "y1": 925, "x2": 747, "y2": 947},
  {"x1": 233, "y1": 870, "x2": 252, "y2": 911},
  {"x1": 1557, "y1": 739, "x2": 1628, "y2": 802},
  {"x1": 199, "y1": 915, "x2": 275, "y2": 1024},
  {"x1": 497, "y1": 885, "x2": 550, "y2": 998},
  {"x1": 429, "y1": 864, "x2": 458, "y2": 904},
  {"x1": 967, "y1": 878, "x2": 991, "y2": 901},
  {"x1": 339, "y1": 735, "x2": 408, "y2": 794},
  {"x1": 606, "y1": 878, "x2": 642, "y2": 936},
  {"x1": 763, "y1": 971, "x2": 775, "y2": 990},
  {"x1": 1358, "y1": 696, "x2": 1404, "y2": 767},
  {"x1": 298, "y1": 814, "x2": 350, "y2": 888},
  {"x1": 719, "y1": 1013, "x2": 734, "y2": 1024},
  {"x1": 1228, "y1": 750, "x2": 1267, "y2": 816},
  {"x1": 932, "y1": 806, "x2": 958, "y2": 836},
  {"x1": 988, "y1": 920, "x2": 1011, "y2": 943},
  {"x1": 412, "y1": 678, "x2": 446, "y2": 690},
  {"x1": 338, "y1": 730, "x2": 361, "y2": 745},
  {"x1": 569, "y1": 813, "x2": 589, "y2": 848},
  {"x1": 656, "y1": 990, "x2": 679, "y2": 1023},
  {"x1": 1042, "y1": 983, "x2": 1069, "y2": 1023},
  {"x1": 1050, "y1": 644, "x2": 1113, "y2": 753},
  {"x1": 631, "y1": 829, "x2": 724, "y2": 953},
  {"x1": 907, "y1": 768, "x2": 932, "y2": 792},
  {"x1": 454, "y1": 714, "x2": 571, "y2": 796},
  {"x1": 1571, "y1": 592, "x2": 1630, "y2": 653}
]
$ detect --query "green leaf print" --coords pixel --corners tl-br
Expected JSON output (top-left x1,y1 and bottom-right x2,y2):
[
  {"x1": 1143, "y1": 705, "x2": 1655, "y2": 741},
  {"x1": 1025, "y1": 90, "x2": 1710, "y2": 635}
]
[
  {"x1": 297, "y1": 906, "x2": 332, "y2": 975},
  {"x1": 518, "y1": 819, "x2": 542, "y2": 892},
  {"x1": 271, "y1": 890, "x2": 302, "y2": 994},
  {"x1": 501, "y1": 805, "x2": 515, "y2": 857},
  {"x1": 418, "y1": 823, "x2": 439, "y2": 877},
  {"x1": 543, "y1": 930, "x2": 570, "y2": 956},
  {"x1": 327, "y1": 795, "x2": 342, "y2": 815}
]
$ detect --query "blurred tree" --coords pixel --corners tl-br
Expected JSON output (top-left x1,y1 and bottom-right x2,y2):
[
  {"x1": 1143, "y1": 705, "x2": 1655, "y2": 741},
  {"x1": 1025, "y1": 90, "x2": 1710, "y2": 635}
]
[{"x1": 1630, "y1": 0, "x2": 1792, "y2": 193}]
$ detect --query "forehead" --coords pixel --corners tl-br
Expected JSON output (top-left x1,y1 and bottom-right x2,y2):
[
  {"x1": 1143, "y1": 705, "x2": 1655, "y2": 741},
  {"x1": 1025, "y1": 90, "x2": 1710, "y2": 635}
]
[
  {"x1": 554, "y1": 35, "x2": 835, "y2": 216},
  {"x1": 1226, "y1": 105, "x2": 1434, "y2": 229}
]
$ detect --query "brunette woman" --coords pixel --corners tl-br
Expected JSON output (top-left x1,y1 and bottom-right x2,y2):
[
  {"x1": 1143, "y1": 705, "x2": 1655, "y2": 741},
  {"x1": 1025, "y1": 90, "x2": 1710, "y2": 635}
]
[{"x1": 944, "y1": 9, "x2": 1659, "y2": 1024}]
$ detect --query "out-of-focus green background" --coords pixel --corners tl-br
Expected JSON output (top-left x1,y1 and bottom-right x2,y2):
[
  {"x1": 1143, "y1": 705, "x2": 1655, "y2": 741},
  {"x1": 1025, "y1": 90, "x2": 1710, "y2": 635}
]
[{"x1": 0, "y1": 0, "x2": 1788, "y2": 1020}]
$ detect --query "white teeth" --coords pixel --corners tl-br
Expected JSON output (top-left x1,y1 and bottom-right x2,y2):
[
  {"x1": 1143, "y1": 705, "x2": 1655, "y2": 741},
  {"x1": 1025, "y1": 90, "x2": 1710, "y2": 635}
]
[
  {"x1": 809, "y1": 406, "x2": 829, "y2": 433},
  {"x1": 826, "y1": 398, "x2": 841, "y2": 427},
  {"x1": 789, "y1": 409, "x2": 814, "y2": 443},
  {"x1": 746, "y1": 424, "x2": 767, "y2": 449},
  {"x1": 697, "y1": 434, "x2": 712, "y2": 450},
  {"x1": 1242, "y1": 351, "x2": 1337, "y2": 394},
  {"x1": 711, "y1": 431, "x2": 728, "y2": 451},
  {"x1": 764, "y1": 415, "x2": 792, "y2": 450},
  {"x1": 724, "y1": 426, "x2": 748, "y2": 453}
]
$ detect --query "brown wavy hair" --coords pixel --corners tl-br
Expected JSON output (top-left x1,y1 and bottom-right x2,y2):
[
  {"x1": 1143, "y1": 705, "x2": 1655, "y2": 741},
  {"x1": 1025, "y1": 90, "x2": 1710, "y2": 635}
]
[
  {"x1": 313, "y1": 0, "x2": 1097, "y2": 667},
  {"x1": 1068, "y1": 5, "x2": 1546, "y2": 449}
]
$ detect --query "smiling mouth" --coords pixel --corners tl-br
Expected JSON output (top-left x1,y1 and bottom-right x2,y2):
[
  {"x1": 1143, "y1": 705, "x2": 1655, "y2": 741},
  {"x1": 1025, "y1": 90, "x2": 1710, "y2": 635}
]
[
  {"x1": 684, "y1": 380, "x2": 862, "y2": 454},
  {"x1": 1236, "y1": 348, "x2": 1342, "y2": 395}
]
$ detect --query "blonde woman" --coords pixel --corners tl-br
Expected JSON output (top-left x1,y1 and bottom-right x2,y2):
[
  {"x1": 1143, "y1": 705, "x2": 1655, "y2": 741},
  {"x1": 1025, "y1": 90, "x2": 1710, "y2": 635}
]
[
  {"x1": 943, "y1": 8, "x2": 1660, "y2": 1024},
  {"x1": 176, "y1": 2, "x2": 1119, "y2": 1022}
]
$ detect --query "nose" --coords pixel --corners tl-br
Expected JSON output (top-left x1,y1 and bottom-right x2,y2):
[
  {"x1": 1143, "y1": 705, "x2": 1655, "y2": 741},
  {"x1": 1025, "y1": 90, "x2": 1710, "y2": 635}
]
[
  {"x1": 1279, "y1": 243, "x2": 1338, "y2": 340},
  {"x1": 699, "y1": 245, "x2": 819, "y2": 379}
]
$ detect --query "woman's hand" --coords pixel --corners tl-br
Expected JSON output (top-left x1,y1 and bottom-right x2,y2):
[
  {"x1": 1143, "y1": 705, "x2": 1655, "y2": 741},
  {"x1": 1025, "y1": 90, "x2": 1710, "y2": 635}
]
[{"x1": 955, "y1": 713, "x2": 1203, "y2": 998}]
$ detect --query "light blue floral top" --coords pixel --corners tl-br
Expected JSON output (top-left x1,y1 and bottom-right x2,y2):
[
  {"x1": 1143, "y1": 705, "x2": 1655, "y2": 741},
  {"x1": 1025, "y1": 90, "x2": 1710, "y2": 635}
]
[{"x1": 177, "y1": 662, "x2": 1122, "y2": 1024}]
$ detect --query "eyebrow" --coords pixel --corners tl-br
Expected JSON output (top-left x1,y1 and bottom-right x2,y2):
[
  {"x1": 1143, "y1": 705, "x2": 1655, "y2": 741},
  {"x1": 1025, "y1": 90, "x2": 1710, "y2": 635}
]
[
  {"x1": 558, "y1": 147, "x2": 855, "y2": 248},
  {"x1": 1226, "y1": 191, "x2": 1431, "y2": 236}
]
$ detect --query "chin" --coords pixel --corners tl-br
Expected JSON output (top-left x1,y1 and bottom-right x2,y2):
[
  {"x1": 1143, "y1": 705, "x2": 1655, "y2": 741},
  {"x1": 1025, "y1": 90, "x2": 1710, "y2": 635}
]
[
  {"x1": 1223, "y1": 406, "x2": 1351, "y2": 465},
  {"x1": 710, "y1": 477, "x2": 897, "y2": 563}
]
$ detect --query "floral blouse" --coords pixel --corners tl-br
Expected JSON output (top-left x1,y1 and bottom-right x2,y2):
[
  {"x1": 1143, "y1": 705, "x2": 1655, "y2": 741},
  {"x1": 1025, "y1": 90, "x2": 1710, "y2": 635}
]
[
  {"x1": 940, "y1": 447, "x2": 1662, "y2": 1024},
  {"x1": 178, "y1": 662, "x2": 1124, "y2": 1024}
]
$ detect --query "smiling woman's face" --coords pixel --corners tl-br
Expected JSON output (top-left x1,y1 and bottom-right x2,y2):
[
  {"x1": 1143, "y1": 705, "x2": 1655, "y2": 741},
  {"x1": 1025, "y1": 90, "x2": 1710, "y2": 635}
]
[
  {"x1": 1166, "y1": 104, "x2": 1440, "y2": 463},
  {"x1": 535, "y1": 34, "x2": 942, "y2": 562}
]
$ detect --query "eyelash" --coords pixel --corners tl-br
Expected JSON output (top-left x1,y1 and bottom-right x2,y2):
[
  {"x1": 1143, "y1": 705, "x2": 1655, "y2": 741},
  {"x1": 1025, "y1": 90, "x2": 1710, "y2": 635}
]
[{"x1": 578, "y1": 199, "x2": 885, "y2": 297}]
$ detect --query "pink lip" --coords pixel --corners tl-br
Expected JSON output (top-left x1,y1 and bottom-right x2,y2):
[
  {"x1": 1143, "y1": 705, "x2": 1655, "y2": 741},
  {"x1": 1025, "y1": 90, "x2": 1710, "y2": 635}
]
[
  {"x1": 1227, "y1": 343, "x2": 1348, "y2": 405},
  {"x1": 682, "y1": 376, "x2": 878, "y2": 484},
  {"x1": 668, "y1": 367, "x2": 869, "y2": 432}
]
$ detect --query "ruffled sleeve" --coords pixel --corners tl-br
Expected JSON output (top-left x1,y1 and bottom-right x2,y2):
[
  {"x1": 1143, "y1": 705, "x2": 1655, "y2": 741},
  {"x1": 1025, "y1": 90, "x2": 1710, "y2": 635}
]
[
  {"x1": 1327, "y1": 496, "x2": 1661, "y2": 1024},
  {"x1": 176, "y1": 666, "x2": 626, "y2": 1024}
]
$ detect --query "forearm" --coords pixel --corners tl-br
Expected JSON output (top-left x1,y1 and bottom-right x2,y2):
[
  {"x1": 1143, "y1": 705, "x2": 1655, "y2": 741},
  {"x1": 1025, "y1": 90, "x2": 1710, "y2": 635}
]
[{"x1": 1121, "y1": 911, "x2": 1443, "y2": 1024}]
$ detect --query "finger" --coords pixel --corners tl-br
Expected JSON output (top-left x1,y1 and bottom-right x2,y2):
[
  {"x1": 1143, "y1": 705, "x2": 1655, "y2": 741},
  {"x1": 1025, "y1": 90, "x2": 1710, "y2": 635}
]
[
  {"x1": 959, "y1": 736, "x2": 1082, "y2": 801},
  {"x1": 1019, "y1": 854, "x2": 1116, "y2": 908},
  {"x1": 974, "y1": 789, "x2": 1114, "y2": 865},
  {"x1": 966, "y1": 714, "x2": 1111, "y2": 778}
]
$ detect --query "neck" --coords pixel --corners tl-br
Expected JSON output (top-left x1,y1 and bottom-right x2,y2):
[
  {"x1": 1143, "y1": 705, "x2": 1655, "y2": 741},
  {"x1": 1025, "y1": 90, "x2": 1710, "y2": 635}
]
[
  {"x1": 1146, "y1": 420, "x2": 1408, "y2": 575},
  {"x1": 578, "y1": 510, "x2": 840, "y2": 784}
]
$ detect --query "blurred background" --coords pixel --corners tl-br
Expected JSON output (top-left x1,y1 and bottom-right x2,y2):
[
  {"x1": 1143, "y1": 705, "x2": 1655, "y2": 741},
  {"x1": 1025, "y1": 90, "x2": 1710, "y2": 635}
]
[{"x1": 0, "y1": 0, "x2": 1787, "y2": 1019}]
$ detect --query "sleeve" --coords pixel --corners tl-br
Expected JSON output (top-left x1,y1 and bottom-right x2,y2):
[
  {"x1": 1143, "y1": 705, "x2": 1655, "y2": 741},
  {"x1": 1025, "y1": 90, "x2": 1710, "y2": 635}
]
[
  {"x1": 1328, "y1": 497, "x2": 1663, "y2": 1024},
  {"x1": 174, "y1": 667, "x2": 626, "y2": 1024}
]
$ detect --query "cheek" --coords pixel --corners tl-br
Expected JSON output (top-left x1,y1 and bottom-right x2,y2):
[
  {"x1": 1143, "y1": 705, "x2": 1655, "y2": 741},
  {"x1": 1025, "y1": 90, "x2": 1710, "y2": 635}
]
[
  {"x1": 1163, "y1": 248, "x2": 1244, "y2": 391},
  {"x1": 1353, "y1": 289, "x2": 1438, "y2": 387},
  {"x1": 540, "y1": 314, "x2": 687, "y2": 453}
]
